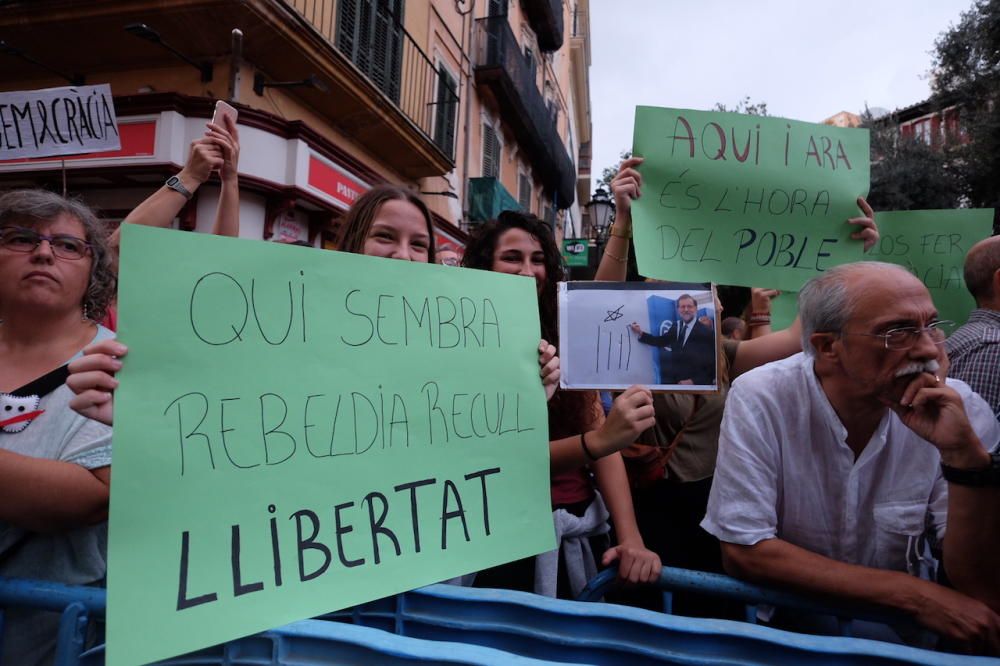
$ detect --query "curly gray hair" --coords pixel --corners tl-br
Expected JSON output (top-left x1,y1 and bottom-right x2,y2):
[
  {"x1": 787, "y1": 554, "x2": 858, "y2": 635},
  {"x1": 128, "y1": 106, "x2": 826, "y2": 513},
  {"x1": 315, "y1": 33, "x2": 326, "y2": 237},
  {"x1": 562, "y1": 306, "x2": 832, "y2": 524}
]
[{"x1": 0, "y1": 189, "x2": 116, "y2": 322}]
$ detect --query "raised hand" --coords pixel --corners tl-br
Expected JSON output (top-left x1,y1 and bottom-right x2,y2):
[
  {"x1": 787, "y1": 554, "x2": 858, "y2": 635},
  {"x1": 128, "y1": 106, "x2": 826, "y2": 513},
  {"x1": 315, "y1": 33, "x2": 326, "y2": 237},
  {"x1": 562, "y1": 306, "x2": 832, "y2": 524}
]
[
  {"x1": 589, "y1": 385, "x2": 655, "y2": 458},
  {"x1": 611, "y1": 157, "x2": 644, "y2": 218},
  {"x1": 750, "y1": 287, "x2": 780, "y2": 312},
  {"x1": 849, "y1": 197, "x2": 879, "y2": 252},
  {"x1": 179, "y1": 138, "x2": 224, "y2": 186},
  {"x1": 205, "y1": 115, "x2": 240, "y2": 183}
]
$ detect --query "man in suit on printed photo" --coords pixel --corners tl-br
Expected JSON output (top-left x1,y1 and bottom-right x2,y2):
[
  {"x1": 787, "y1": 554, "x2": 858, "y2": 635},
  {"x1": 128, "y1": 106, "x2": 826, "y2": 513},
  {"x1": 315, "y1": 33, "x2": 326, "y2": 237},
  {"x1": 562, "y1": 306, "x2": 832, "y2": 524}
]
[{"x1": 630, "y1": 294, "x2": 716, "y2": 386}]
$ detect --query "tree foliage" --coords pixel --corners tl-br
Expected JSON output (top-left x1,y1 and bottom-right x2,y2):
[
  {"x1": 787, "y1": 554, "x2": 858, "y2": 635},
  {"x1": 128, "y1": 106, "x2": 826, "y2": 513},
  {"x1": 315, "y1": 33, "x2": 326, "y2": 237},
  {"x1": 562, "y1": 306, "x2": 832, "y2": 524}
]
[
  {"x1": 931, "y1": 0, "x2": 1000, "y2": 228},
  {"x1": 713, "y1": 96, "x2": 769, "y2": 117},
  {"x1": 598, "y1": 150, "x2": 631, "y2": 191},
  {"x1": 864, "y1": 109, "x2": 964, "y2": 211}
]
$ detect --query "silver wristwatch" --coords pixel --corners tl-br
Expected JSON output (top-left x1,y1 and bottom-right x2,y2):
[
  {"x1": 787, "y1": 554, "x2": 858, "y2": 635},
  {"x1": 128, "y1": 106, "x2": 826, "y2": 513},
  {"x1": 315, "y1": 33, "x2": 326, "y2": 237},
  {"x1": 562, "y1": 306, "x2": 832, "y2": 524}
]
[{"x1": 165, "y1": 175, "x2": 193, "y2": 200}]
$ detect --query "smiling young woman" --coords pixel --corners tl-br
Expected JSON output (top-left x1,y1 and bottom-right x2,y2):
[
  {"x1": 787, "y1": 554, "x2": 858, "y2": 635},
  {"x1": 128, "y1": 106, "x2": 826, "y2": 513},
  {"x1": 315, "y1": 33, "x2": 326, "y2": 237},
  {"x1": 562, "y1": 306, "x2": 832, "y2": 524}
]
[
  {"x1": 461, "y1": 211, "x2": 661, "y2": 597},
  {"x1": 337, "y1": 185, "x2": 437, "y2": 264}
]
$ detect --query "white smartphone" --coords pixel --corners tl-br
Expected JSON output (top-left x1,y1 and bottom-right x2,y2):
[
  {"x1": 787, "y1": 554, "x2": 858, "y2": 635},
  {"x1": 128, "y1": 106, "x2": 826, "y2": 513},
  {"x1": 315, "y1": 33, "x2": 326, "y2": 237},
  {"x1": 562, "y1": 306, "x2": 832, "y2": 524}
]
[{"x1": 211, "y1": 100, "x2": 238, "y2": 127}]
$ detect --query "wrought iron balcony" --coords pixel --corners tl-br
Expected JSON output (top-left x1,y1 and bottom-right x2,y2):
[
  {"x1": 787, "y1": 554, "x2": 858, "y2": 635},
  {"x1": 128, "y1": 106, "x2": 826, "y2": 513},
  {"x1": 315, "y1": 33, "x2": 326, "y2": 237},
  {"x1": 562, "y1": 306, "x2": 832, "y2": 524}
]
[
  {"x1": 522, "y1": 0, "x2": 564, "y2": 51},
  {"x1": 289, "y1": 0, "x2": 458, "y2": 160},
  {"x1": 474, "y1": 16, "x2": 576, "y2": 209}
]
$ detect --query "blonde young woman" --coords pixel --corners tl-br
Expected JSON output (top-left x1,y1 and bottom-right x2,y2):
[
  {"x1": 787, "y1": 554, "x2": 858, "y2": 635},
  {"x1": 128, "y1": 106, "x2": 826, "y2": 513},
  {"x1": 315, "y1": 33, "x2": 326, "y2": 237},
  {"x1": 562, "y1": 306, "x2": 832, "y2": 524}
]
[{"x1": 68, "y1": 185, "x2": 559, "y2": 419}]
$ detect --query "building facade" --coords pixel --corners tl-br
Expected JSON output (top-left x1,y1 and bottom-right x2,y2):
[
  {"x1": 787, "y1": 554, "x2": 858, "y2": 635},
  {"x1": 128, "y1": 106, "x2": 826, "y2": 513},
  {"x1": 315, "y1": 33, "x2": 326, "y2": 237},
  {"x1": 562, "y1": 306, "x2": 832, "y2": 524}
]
[
  {"x1": 0, "y1": 0, "x2": 591, "y2": 250},
  {"x1": 891, "y1": 98, "x2": 962, "y2": 150}
]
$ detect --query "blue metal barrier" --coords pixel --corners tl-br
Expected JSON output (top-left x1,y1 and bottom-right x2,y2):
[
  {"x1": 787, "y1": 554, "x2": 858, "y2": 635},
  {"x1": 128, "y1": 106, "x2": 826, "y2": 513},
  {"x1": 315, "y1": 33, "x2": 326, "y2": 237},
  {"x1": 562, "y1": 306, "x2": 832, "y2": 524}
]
[
  {"x1": 0, "y1": 577, "x2": 106, "y2": 666},
  {"x1": 335, "y1": 583, "x2": 996, "y2": 665},
  {"x1": 77, "y1": 619, "x2": 569, "y2": 665},
  {"x1": 577, "y1": 565, "x2": 925, "y2": 638},
  {"x1": 3, "y1": 575, "x2": 999, "y2": 665},
  {"x1": 0, "y1": 577, "x2": 563, "y2": 666}
]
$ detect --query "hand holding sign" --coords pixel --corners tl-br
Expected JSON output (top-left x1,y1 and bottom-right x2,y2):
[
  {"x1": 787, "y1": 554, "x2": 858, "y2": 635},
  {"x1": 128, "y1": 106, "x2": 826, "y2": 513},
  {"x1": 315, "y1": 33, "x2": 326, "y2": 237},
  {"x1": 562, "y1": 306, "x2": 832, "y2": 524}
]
[
  {"x1": 849, "y1": 197, "x2": 879, "y2": 251},
  {"x1": 67, "y1": 339, "x2": 128, "y2": 426},
  {"x1": 612, "y1": 156, "x2": 645, "y2": 219},
  {"x1": 106, "y1": 226, "x2": 556, "y2": 665},
  {"x1": 538, "y1": 339, "x2": 560, "y2": 401}
]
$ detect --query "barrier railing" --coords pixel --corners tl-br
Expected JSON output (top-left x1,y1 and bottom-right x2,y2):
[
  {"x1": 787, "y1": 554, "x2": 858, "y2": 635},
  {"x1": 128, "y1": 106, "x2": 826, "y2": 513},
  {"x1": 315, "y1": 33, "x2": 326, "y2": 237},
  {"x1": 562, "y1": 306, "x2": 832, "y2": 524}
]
[
  {"x1": 0, "y1": 577, "x2": 105, "y2": 666},
  {"x1": 577, "y1": 565, "x2": 927, "y2": 639},
  {"x1": 2, "y1": 574, "x2": 992, "y2": 665}
]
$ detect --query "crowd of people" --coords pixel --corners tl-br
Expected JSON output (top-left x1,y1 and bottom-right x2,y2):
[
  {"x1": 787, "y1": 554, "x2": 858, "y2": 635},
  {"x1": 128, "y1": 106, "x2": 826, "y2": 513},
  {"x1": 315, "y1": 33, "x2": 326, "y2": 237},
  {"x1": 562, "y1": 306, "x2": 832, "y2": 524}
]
[{"x1": 1, "y1": 117, "x2": 999, "y2": 663}]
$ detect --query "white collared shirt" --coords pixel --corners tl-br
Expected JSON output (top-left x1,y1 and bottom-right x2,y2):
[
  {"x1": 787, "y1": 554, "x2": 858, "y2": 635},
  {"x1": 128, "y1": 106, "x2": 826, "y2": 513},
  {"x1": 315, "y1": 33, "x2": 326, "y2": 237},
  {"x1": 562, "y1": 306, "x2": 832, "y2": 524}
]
[{"x1": 702, "y1": 352, "x2": 1000, "y2": 574}]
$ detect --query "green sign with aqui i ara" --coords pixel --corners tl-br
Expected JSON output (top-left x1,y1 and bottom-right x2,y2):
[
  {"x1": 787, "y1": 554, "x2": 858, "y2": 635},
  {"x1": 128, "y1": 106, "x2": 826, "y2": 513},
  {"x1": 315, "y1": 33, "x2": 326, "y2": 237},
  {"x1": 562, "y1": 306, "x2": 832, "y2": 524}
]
[
  {"x1": 562, "y1": 238, "x2": 590, "y2": 266},
  {"x1": 107, "y1": 225, "x2": 556, "y2": 665},
  {"x1": 631, "y1": 106, "x2": 870, "y2": 291}
]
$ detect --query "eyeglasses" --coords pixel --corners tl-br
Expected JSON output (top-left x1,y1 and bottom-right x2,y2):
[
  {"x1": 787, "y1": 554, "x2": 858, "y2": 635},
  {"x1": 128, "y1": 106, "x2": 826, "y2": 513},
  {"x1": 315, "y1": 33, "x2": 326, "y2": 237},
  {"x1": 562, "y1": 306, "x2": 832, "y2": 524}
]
[
  {"x1": 0, "y1": 226, "x2": 92, "y2": 260},
  {"x1": 842, "y1": 320, "x2": 955, "y2": 350}
]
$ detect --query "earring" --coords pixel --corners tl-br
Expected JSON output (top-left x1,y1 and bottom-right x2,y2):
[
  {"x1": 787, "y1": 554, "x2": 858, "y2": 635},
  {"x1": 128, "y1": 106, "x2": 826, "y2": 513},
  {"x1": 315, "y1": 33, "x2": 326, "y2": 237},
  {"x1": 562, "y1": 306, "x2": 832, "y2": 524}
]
[{"x1": 82, "y1": 304, "x2": 91, "y2": 322}]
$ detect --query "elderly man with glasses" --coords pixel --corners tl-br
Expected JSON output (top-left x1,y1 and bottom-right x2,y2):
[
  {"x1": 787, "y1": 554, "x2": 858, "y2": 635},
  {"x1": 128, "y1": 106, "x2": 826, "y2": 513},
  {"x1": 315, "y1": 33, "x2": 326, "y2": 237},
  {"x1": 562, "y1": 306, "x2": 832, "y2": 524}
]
[{"x1": 702, "y1": 261, "x2": 1000, "y2": 654}]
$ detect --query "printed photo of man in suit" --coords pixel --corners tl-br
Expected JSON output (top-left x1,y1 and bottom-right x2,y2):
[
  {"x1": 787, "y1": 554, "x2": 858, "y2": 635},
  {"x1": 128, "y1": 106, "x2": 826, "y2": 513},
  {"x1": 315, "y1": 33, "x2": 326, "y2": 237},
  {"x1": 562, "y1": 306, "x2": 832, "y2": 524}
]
[{"x1": 630, "y1": 293, "x2": 716, "y2": 386}]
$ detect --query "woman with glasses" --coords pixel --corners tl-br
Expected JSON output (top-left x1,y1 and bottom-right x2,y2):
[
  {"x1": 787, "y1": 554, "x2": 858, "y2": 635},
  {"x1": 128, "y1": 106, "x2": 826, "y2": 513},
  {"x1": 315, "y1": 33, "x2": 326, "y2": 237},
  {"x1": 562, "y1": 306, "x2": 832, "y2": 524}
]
[{"x1": 0, "y1": 189, "x2": 117, "y2": 665}]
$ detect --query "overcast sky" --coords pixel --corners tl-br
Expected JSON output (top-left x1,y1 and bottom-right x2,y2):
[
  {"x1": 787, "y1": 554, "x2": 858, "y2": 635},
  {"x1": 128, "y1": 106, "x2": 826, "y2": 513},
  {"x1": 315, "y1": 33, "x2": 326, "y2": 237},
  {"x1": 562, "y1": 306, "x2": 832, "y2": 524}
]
[{"x1": 589, "y1": 0, "x2": 974, "y2": 191}]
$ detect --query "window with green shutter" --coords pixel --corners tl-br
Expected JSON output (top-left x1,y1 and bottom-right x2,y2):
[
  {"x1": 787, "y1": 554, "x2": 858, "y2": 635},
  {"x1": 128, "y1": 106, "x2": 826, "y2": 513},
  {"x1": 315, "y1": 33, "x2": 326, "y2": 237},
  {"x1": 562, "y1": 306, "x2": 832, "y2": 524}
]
[
  {"x1": 336, "y1": 0, "x2": 404, "y2": 104},
  {"x1": 518, "y1": 172, "x2": 532, "y2": 210},
  {"x1": 433, "y1": 67, "x2": 458, "y2": 158},
  {"x1": 482, "y1": 123, "x2": 501, "y2": 177}
]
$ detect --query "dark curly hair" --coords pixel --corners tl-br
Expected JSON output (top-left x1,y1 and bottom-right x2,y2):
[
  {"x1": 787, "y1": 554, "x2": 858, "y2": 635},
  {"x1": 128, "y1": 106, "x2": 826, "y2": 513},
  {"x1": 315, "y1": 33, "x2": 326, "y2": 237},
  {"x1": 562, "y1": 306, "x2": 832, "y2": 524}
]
[
  {"x1": 462, "y1": 211, "x2": 565, "y2": 345},
  {"x1": 338, "y1": 185, "x2": 436, "y2": 263},
  {"x1": 462, "y1": 212, "x2": 599, "y2": 437},
  {"x1": 0, "y1": 189, "x2": 116, "y2": 322}
]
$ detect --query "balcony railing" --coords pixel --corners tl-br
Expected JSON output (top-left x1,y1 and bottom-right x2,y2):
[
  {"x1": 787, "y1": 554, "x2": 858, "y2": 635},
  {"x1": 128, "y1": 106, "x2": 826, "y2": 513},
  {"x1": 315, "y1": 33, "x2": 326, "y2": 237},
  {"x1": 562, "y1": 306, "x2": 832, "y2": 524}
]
[
  {"x1": 522, "y1": 0, "x2": 564, "y2": 52},
  {"x1": 474, "y1": 16, "x2": 576, "y2": 208},
  {"x1": 287, "y1": 0, "x2": 458, "y2": 159}
]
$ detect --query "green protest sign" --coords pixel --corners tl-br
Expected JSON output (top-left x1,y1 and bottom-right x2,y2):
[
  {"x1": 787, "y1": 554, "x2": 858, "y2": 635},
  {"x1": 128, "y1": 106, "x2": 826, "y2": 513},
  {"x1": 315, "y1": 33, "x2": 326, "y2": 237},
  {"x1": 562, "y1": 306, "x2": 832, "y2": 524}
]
[
  {"x1": 770, "y1": 290, "x2": 799, "y2": 332},
  {"x1": 761, "y1": 208, "x2": 993, "y2": 333},
  {"x1": 562, "y1": 238, "x2": 590, "y2": 266},
  {"x1": 107, "y1": 225, "x2": 555, "y2": 665},
  {"x1": 631, "y1": 106, "x2": 870, "y2": 291},
  {"x1": 870, "y1": 209, "x2": 994, "y2": 326}
]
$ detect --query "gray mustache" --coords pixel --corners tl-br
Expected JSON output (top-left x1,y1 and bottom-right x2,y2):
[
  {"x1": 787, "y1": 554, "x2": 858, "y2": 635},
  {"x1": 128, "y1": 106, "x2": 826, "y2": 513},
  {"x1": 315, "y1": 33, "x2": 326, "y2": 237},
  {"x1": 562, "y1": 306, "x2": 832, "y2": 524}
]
[{"x1": 894, "y1": 359, "x2": 940, "y2": 378}]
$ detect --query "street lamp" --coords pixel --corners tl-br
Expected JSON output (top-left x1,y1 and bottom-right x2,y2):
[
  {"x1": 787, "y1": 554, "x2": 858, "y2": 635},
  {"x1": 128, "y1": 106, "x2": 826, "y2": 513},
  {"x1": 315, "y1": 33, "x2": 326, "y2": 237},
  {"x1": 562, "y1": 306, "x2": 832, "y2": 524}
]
[
  {"x1": 124, "y1": 23, "x2": 213, "y2": 82},
  {"x1": 586, "y1": 185, "x2": 615, "y2": 241}
]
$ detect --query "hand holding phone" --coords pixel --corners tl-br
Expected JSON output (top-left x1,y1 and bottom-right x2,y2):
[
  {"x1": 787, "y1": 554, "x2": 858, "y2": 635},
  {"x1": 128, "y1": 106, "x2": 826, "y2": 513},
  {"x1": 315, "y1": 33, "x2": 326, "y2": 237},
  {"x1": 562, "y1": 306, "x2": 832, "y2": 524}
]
[
  {"x1": 211, "y1": 100, "x2": 238, "y2": 127},
  {"x1": 207, "y1": 101, "x2": 240, "y2": 182}
]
